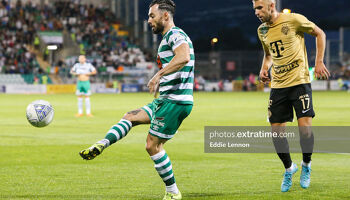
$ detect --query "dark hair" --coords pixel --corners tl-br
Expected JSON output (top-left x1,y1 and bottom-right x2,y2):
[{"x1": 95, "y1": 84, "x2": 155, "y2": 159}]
[{"x1": 149, "y1": 0, "x2": 176, "y2": 16}]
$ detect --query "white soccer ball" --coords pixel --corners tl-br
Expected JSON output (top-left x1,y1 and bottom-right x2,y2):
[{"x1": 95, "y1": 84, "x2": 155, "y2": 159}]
[{"x1": 26, "y1": 100, "x2": 54, "y2": 128}]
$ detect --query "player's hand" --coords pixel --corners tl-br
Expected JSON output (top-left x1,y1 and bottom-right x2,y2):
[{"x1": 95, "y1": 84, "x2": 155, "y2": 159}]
[
  {"x1": 314, "y1": 61, "x2": 330, "y2": 80},
  {"x1": 259, "y1": 69, "x2": 270, "y2": 84},
  {"x1": 147, "y1": 74, "x2": 160, "y2": 98}
]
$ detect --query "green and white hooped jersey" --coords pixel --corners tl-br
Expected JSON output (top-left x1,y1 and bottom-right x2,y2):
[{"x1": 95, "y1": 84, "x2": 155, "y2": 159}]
[
  {"x1": 72, "y1": 62, "x2": 95, "y2": 75},
  {"x1": 157, "y1": 27, "x2": 195, "y2": 105}
]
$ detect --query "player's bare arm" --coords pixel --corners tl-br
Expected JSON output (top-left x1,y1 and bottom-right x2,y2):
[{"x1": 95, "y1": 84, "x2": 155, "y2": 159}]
[
  {"x1": 147, "y1": 43, "x2": 191, "y2": 96},
  {"x1": 88, "y1": 69, "x2": 97, "y2": 76},
  {"x1": 70, "y1": 68, "x2": 77, "y2": 76},
  {"x1": 259, "y1": 46, "x2": 272, "y2": 84},
  {"x1": 310, "y1": 25, "x2": 330, "y2": 79}
]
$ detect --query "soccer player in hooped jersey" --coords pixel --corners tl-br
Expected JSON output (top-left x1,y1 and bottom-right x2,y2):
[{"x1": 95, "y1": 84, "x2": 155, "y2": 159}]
[
  {"x1": 70, "y1": 55, "x2": 97, "y2": 117},
  {"x1": 79, "y1": 0, "x2": 194, "y2": 199},
  {"x1": 253, "y1": 0, "x2": 330, "y2": 192}
]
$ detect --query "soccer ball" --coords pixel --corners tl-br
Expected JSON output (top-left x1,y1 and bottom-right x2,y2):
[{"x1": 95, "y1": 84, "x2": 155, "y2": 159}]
[{"x1": 26, "y1": 100, "x2": 54, "y2": 128}]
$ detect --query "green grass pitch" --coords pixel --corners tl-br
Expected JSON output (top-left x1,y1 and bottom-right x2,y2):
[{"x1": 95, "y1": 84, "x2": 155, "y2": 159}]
[{"x1": 0, "y1": 92, "x2": 349, "y2": 199}]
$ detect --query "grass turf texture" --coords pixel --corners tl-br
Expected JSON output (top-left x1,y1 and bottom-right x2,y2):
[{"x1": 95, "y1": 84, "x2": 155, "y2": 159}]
[{"x1": 0, "y1": 92, "x2": 349, "y2": 199}]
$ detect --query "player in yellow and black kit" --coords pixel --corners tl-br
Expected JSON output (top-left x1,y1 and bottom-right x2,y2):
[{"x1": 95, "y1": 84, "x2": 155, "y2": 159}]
[{"x1": 253, "y1": 0, "x2": 330, "y2": 192}]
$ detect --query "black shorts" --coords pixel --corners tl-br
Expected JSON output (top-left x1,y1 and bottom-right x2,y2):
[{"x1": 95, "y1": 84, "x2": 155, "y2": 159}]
[{"x1": 268, "y1": 83, "x2": 315, "y2": 123}]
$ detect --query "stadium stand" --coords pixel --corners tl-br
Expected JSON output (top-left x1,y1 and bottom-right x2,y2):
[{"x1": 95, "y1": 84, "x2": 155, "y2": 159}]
[
  {"x1": 0, "y1": 0, "x2": 46, "y2": 75},
  {"x1": 0, "y1": 74, "x2": 26, "y2": 84},
  {"x1": 0, "y1": 0, "x2": 153, "y2": 85},
  {"x1": 52, "y1": 1, "x2": 151, "y2": 74}
]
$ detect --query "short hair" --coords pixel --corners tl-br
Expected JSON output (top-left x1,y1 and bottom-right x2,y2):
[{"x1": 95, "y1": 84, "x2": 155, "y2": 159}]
[
  {"x1": 253, "y1": 0, "x2": 276, "y2": 3},
  {"x1": 149, "y1": 0, "x2": 176, "y2": 16}
]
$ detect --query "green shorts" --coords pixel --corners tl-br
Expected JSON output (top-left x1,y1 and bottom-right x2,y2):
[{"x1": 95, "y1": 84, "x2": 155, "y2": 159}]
[
  {"x1": 142, "y1": 98, "x2": 193, "y2": 139},
  {"x1": 76, "y1": 81, "x2": 91, "y2": 96}
]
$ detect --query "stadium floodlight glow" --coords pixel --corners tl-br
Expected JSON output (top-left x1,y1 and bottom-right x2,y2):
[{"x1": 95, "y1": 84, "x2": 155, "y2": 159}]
[
  {"x1": 282, "y1": 8, "x2": 291, "y2": 14},
  {"x1": 47, "y1": 45, "x2": 58, "y2": 50}
]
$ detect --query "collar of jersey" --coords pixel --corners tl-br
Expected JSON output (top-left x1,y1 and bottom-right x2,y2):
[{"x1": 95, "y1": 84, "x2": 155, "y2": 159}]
[
  {"x1": 267, "y1": 13, "x2": 285, "y2": 27},
  {"x1": 162, "y1": 26, "x2": 177, "y2": 37}
]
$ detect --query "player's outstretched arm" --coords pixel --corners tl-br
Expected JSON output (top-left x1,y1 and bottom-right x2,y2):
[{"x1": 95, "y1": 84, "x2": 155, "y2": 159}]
[
  {"x1": 310, "y1": 25, "x2": 330, "y2": 79},
  {"x1": 148, "y1": 43, "x2": 190, "y2": 97}
]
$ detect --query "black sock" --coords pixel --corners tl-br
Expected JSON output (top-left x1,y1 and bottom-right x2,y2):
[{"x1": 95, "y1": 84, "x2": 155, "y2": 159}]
[
  {"x1": 302, "y1": 153, "x2": 312, "y2": 164},
  {"x1": 300, "y1": 128, "x2": 314, "y2": 163},
  {"x1": 272, "y1": 136, "x2": 292, "y2": 169},
  {"x1": 277, "y1": 153, "x2": 293, "y2": 169}
]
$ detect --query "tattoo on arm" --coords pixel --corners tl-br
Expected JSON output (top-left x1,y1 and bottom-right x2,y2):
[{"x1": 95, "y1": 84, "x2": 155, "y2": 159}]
[{"x1": 127, "y1": 109, "x2": 141, "y2": 115}]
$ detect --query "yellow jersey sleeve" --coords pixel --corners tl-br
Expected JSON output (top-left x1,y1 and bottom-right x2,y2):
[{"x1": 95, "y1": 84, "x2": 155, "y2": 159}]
[
  {"x1": 292, "y1": 13, "x2": 315, "y2": 34},
  {"x1": 257, "y1": 25, "x2": 269, "y2": 53}
]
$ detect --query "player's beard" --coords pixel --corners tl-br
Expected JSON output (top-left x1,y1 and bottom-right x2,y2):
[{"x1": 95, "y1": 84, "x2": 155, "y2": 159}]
[
  {"x1": 264, "y1": 15, "x2": 272, "y2": 23},
  {"x1": 263, "y1": 7, "x2": 272, "y2": 23},
  {"x1": 259, "y1": 12, "x2": 272, "y2": 23},
  {"x1": 152, "y1": 21, "x2": 164, "y2": 34}
]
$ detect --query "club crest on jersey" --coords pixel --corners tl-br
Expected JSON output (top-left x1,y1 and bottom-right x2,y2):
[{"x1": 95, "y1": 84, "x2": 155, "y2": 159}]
[
  {"x1": 259, "y1": 26, "x2": 269, "y2": 35},
  {"x1": 281, "y1": 25, "x2": 289, "y2": 35},
  {"x1": 34, "y1": 104, "x2": 52, "y2": 121}
]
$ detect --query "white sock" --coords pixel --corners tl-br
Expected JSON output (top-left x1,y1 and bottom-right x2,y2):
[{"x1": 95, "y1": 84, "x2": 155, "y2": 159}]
[
  {"x1": 97, "y1": 139, "x2": 110, "y2": 148},
  {"x1": 78, "y1": 97, "x2": 83, "y2": 114},
  {"x1": 286, "y1": 163, "x2": 295, "y2": 172},
  {"x1": 85, "y1": 97, "x2": 91, "y2": 114},
  {"x1": 166, "y1": 183, "x2": 179, "y2": 194},
  {"x1": 302, "y1": 161, "x2": 311, "y2": 168}
]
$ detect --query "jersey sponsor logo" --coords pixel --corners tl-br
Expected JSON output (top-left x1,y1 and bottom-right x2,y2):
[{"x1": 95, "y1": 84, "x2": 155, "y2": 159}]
[
  {"x1": 273, "y1": 60, "x2": 299, "y2": 74},
  {"x1": 281, "y1": 24, "x2": 290, "y2": 35},
  {"x1": 270, "y1": 40, "x2": 285, "y2": 58}
]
